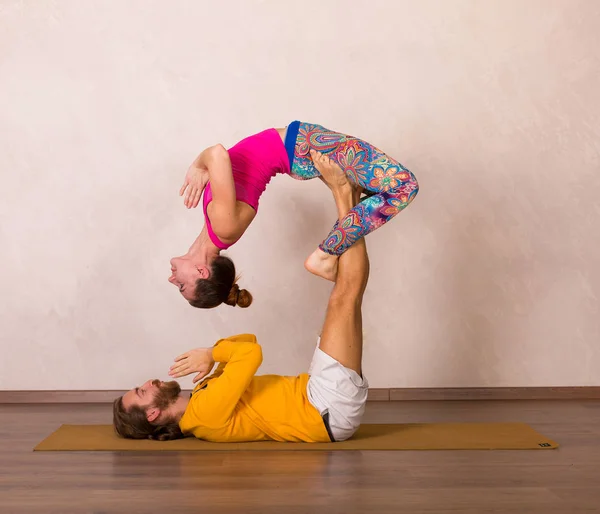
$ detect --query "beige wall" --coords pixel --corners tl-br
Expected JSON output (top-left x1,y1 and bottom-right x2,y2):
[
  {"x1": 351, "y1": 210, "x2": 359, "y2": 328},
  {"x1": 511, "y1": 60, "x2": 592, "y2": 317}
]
[{"x1": 1, "y1": 0, "x2": 599, "y2": 390}]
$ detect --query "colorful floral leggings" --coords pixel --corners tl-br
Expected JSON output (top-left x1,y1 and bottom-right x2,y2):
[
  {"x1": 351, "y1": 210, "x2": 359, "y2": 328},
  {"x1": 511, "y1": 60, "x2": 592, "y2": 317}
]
[{"x1": 287, "y1": 122, "x2": 419, "y2": 255}]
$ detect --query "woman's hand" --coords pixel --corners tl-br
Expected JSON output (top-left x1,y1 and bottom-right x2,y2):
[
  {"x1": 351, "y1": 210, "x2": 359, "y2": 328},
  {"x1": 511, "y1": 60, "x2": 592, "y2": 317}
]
[
  {"x1": 169, "y1": 348, "x2": 215, "y2": 383},
  {"x1": 180, "y1": 163, "x2": 209, "y2": 209}
]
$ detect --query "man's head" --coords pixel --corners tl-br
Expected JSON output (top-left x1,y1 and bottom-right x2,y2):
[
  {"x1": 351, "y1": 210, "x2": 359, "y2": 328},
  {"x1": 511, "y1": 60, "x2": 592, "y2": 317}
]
[{"x1": 113, "y1": 379, "x2": 185, "y2": 441}]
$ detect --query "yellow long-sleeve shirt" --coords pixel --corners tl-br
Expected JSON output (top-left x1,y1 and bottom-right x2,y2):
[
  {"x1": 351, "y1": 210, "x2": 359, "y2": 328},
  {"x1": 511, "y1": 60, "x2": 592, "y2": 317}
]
[{"x1": 178, "y1": 334, "x2": 331, "y2": 443}]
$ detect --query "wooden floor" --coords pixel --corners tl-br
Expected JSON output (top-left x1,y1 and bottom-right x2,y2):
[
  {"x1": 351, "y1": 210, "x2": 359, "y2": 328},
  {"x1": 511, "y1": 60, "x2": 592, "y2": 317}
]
[{"x1": 1, "y1": 400, "x2": 599, "y2": 514}]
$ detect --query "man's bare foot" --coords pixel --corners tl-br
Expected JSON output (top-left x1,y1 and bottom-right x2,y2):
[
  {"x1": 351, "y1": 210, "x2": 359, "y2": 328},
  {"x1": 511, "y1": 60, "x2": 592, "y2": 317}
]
[
  {"x1": 353, "y1": 185, "x2": 363, "y2": 206},
  {"x1": 310, "y1": 149, "x2": 365, "y2": 206},
  {"x1": 310, "y1": 150, "x2": 351, "y2": 191},
  {"x1": 304, "y1": 248, "x2": 339, "y2": 282}
]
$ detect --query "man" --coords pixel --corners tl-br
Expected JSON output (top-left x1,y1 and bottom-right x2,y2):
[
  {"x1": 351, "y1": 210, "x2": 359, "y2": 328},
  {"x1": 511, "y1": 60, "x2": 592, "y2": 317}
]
[{"x1": 113, "y1": 152, "x2": 370, "y2": 443}]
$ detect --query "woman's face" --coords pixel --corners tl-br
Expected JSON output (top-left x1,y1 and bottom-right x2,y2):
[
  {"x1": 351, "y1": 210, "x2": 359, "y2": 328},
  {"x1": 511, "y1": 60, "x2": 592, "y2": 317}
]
[{"x1": 168, "y1": 256, "x2": 209, "y2": 301}]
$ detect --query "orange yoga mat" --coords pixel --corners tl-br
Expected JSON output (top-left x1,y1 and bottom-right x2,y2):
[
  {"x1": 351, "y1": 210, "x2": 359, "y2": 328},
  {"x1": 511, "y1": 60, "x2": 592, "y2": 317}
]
[{"x1": 34, "y1": 423, "x2": 559, "y2": 451}]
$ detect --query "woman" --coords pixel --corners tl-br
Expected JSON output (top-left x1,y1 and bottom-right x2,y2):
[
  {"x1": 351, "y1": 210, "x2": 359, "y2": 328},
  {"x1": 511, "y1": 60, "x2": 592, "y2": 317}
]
[{"x1": 169, "y1": 120, "x2": 419, "y2": 308}]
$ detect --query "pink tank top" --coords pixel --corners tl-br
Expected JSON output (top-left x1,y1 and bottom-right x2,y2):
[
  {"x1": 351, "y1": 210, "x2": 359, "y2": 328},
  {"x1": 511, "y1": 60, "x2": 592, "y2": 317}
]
[{"x1": 203, "y1": 128, "x2": 290, "y2": 250}]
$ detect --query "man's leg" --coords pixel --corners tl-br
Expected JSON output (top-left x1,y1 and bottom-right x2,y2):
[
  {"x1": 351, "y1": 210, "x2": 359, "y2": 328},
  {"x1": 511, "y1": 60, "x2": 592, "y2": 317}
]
[{"x1": 317, "y1": 164, "x2": 370, "y2": 376}]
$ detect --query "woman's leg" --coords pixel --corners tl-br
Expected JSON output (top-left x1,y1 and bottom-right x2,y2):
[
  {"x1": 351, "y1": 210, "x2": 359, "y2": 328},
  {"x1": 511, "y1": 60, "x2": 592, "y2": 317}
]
[
  {"x1": 319, "y1": 184, "x2": 418, "y2": 256},
  {"x1": 288, "y1": 122, "x2": 348, "y2": 180},
  {"x1": 305, "y1": 185, "x2": 416, "y2": 280},
  {"x1": 305, "y1": 150, "x2": 418, "y2": 281},
  {"x1": 317, "y1": 135, "x2": 419, "y2": 255},
  {"x1": 288, "y1": 121, "x2": 417, "y2": 197},
  {"x1": 288, "y1": 122, "x2": 419, "y2": 278}
]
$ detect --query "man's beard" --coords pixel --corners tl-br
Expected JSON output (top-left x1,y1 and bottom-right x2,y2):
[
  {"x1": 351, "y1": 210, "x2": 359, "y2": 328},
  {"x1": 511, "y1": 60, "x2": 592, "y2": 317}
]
[{"x1": 151, "y1": 380, "x2": 181, "y2": 410}]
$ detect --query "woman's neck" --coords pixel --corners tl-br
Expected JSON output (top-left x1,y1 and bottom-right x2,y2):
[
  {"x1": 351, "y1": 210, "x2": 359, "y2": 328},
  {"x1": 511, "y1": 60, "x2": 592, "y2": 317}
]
[{"x1": 188, "y1": 227, "x2": 220, "y2": 262}]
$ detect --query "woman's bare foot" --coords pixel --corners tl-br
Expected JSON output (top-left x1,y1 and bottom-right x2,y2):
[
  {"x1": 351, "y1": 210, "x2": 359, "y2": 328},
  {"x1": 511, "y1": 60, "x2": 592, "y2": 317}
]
[{"x1": 304, "y1": 248, "x2": 339, "y2": 282}]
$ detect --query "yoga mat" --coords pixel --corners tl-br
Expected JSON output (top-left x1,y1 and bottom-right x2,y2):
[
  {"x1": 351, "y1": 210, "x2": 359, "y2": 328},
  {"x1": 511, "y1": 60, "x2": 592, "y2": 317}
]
[{"x1": 34, "y1": 423, "x2": 558, "y2": 451}]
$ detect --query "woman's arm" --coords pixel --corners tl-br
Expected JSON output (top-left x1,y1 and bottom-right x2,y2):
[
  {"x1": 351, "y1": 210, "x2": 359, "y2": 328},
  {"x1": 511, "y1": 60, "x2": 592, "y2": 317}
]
[{"x1": 181, "y1": 145, "x2": 241, "y2": 240}]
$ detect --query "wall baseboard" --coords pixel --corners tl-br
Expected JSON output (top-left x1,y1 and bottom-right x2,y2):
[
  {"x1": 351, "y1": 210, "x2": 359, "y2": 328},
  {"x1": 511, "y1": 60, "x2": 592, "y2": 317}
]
[
  {"x1": 390, "y1": 387, "x2": 600, "y2": 401},
  {"x1": 1, "y1": 387, "x2": 599, "y2": 404}
]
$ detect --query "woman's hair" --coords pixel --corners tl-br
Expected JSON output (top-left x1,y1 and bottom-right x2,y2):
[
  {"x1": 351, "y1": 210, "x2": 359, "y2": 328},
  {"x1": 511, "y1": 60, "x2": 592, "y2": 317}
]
[
  {"x1": 189, "y1": 255, "x2": 253, "y2": 309},
  {"x1": 112, "y1": 397, "x2": 184, "y2": 441}
]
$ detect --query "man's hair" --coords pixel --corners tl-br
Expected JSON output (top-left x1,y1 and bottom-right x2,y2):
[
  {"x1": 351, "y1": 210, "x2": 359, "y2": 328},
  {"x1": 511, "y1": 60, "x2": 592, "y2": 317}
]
[{"x1": 112, "y1": 397, "x2": 184, "y2": 441}]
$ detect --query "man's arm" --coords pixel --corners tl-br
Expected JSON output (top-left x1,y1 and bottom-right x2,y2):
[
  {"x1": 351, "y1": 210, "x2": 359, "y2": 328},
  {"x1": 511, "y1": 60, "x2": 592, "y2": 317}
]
[
  {"x1": 191, "y1": 334, "x2": 263, "y2": 425},
  {"x1": 204, "y1": 333, "x2": 258, "y2": 381}
]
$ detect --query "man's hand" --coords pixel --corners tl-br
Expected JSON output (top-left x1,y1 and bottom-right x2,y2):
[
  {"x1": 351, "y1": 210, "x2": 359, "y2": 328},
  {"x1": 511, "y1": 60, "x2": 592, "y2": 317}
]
[
  {"x1": 169, "y1": 348, "x2": 215, "y2": 383},
  {"x1": 179, "y1": 163, "x2": 209, "y2": 209},
  {"x1": 310, "y1": 149, "x2": 350, "y2": 191}
]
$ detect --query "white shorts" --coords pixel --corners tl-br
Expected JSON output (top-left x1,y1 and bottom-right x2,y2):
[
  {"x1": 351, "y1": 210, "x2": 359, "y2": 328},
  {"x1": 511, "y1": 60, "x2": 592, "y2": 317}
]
[{"x1": 306, "y1": 339, "x2": 369, "y2": 442}]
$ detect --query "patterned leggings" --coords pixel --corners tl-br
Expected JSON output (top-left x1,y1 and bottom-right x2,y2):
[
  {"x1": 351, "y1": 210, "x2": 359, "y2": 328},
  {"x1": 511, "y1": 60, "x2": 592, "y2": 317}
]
[{"x1": 287, "y1": 122, "x2": 419, "y2": 255}]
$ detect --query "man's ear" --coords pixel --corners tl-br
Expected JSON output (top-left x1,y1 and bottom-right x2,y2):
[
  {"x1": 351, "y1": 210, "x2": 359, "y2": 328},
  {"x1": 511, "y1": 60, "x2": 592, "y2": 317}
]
[{"x1": 146, "y1": 407, "x2": 160, "y2": 423}]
